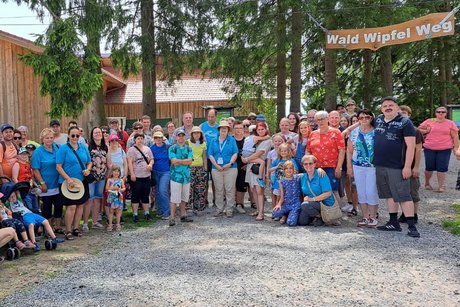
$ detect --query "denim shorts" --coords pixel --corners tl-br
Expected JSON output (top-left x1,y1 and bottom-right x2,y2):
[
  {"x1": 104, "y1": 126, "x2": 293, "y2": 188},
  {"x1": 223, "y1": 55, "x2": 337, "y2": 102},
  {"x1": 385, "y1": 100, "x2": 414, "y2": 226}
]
[
  {"x1": 424, "y1": 148, "x2": 451, "y2": 172},
  {"x1": 323, "y1": 167, "x2": 339, "y2": 191},
  {"x1": 89, "y1": 180, "x2": 106, "y2": 200},
  {"x1": 22, "y1": 213, "x2": 46, "y2": 227}
]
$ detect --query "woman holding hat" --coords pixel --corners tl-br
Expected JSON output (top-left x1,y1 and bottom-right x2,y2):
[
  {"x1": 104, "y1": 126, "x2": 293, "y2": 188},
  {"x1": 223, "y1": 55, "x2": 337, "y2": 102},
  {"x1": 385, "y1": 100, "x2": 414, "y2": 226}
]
[
  {"x1": 150, "y1": 130, "x2": 170, "y2": 219},
  {"x1": 208, "y1": 120, "x2": 239, "y2": 217},
  {"x1": 187, "y1": 126, "x2": 207, "y2": 215},
  {"x1": 56, "y1": 126, "x2": 91, "y2": 240}
]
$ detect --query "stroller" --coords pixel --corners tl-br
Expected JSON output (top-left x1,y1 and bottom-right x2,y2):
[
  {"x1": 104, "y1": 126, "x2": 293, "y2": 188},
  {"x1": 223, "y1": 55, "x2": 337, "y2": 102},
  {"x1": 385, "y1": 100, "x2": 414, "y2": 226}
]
[{"x1": 0, "y1": 176, "x2": 39, "y2": 214}]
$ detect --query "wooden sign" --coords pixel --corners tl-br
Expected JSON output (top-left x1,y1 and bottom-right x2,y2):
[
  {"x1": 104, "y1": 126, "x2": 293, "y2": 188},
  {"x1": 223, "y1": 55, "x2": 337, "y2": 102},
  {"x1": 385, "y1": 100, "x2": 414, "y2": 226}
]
[{"x1": 326, "y1": 13, "x2": 455, "y2": 50}]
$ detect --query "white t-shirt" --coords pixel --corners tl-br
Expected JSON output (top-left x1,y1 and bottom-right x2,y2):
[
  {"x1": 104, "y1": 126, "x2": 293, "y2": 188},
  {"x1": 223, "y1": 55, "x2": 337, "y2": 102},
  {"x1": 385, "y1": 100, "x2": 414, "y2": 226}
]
[{"x1": 242, "y1": 135, "x2": 256, "y2": 157}]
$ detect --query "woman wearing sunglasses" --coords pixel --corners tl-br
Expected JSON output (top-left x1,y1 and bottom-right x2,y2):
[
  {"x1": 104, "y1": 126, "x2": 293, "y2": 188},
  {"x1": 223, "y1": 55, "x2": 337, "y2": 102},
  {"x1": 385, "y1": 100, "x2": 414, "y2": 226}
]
[
  {"x1": 126, "y1": 121, "x2": 153, "y2": 148},
  {"x1": 419, "y1": 106, "x2": 459, "y2": 192},
  {"x1": 56, "y1": 126, "x2": 91, "y2": 240}
]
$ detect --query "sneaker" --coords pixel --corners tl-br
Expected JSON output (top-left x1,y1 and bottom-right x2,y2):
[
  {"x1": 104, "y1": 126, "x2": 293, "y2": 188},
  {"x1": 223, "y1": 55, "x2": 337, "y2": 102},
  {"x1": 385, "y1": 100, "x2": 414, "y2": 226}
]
[
  {"x1": 181, "y1": 216, "x2": 193, "y2": 223},
  {"x1": 341, "y1": 204, "x2": 353, "y2": 213},
  {"x1": 133, "y1": 215, "x2": 139, "y2": 223},
  {"x1": 357, "y1": 218, "x2": 368, "y2": 227},
  {"x1": 235, "y1": 204, "x2": 246, "y2": 214},
  {"x1": 407, "y1": 225, "x2": 420, "y2": 238},
  {"x1": 169, "y1": 218, "x2": 176, "y2": 227},
  {"x1": 93, "y1": 222, "x2": 104, "y2": 229},
  {"x1": 398, "y1": 213, "x2": 407, "y2": 223},
  {"x1": 24, "y1": 240, "x2": 35, "y2": 248},
  {"x1": 161, "y1": 216, "x2": 169, "y2": 220},
  {"x1": 256, "y1": 178, "x2": 266, "y2": 188},
  {"x1": 213, "y1": 210, "x2": 224, "y2": 217},
  {"x1": 145, "y1": 213, "x2": 153, "y2": 221},
  {"x1": 367, "y1": 218, "x2": 378, "y2": 228},
  {"x1": 15, "y1": 240, "x2": 25, "y2": 250},
  {"x1": 34, "y1": 243, "x2": 40, "y2": 252},
  {"x1": 377, "y1": 221, "x2": 402, "y2": 232},
  {"x1": 82, "y1": 224, "x2": 89, "y2": 232},
  {"x1": 52, "y1": 237, "x2": 65, "y2": 244},
  {"x1": 226, "y1": 211, "x2": 233, "y2": 218}
]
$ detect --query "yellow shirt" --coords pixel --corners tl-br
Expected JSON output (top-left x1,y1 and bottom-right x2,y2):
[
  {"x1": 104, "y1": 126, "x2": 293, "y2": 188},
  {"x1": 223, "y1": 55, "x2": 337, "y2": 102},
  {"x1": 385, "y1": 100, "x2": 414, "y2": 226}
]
[{"x1": 188, "y1": 140, "x2": 206, "y2": 167}]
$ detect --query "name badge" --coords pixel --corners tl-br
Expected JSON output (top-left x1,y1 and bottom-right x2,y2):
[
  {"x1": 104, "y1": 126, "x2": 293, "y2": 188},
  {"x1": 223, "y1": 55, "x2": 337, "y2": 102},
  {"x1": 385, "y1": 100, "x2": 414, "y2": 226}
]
[{"x1": 217, "y1": 157, "x2": 224, "y2": 165}]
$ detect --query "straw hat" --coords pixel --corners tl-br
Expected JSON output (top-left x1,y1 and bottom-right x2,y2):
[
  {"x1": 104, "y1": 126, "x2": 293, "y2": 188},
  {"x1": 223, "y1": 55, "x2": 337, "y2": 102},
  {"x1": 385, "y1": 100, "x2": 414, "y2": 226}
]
[
  {"x1": 191, "y1": 126, "x2": 203, "y2": 134},
  {"x1": 61, "y1": 178, "x2": 85, "y2": 201},
  {"x1": 218, "y1": 120, "x2": 231, "y2": 129}
]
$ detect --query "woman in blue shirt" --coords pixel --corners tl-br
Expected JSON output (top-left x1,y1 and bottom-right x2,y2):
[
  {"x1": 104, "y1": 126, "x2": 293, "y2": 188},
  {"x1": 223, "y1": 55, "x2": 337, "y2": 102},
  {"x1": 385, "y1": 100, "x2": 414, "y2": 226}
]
[
  {"x1": 208, "y1": 120, "x2": 238, "y2": 218},
  {"x1": 56, "y1": 126, "x2": 91, "y2": 240},
  {"x1": 298, "y1": 155, "x2": 336, "y2": 226},
  {"x1": 150, "y1": 131, "x2": 170, "y2": 219}
]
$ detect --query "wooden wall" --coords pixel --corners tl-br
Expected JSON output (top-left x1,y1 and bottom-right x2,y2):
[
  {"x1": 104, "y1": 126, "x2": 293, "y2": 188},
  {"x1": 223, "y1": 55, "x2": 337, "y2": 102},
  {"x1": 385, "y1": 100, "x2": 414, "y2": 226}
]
[
  {"x1": 105, "y1": 100, "x2": 255, "y2": 126},
  {"x1": 0, "y1": 39, "x2": 92, "y2": 142}
]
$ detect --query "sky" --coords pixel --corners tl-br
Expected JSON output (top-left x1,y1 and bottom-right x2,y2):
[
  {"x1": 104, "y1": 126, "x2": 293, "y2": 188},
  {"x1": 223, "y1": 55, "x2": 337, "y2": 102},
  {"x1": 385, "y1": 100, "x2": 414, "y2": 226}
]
[{"x1": 0, "y1": 2, "x2": 50, "y2": 41}]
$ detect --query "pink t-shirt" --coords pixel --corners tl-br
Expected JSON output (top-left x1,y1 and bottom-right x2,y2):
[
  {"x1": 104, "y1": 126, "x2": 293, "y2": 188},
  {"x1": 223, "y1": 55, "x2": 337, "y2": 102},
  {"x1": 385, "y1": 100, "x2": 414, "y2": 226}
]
[
  {"x1": 420, "y1": 119, "x2": 458, "y2": 150},
  {"x1": 127, "y1": 145, "x2": 153, "y2": 178}
]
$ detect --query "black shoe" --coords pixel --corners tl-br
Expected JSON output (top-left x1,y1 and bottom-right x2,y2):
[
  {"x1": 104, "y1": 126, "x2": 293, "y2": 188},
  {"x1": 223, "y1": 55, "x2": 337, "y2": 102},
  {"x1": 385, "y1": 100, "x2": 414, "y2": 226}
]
[
  {"x1": 180, "y1": 216, "x2": 193, "y2": 223},
  {"x1": 169, "y1": 218, "x2": 176, "y2": 227},
  {"x1": 398, "y1": 213, "x2": 407, "y2": 223},
  {"x1": 313, "y1": 218, "x2": 324, "y2": 227},
  {"x1": 377, "y1": 221, "x2": 402, "y2": 232},
  {"x1": 145, "y1": 213, "x2": 152, "y2": 221},
  {"x1": 133, "y1": 215, "x2": 139, "y2": 223},
  {"x1": 407, "y1": 225, "x2": 420, "y2": 238}
]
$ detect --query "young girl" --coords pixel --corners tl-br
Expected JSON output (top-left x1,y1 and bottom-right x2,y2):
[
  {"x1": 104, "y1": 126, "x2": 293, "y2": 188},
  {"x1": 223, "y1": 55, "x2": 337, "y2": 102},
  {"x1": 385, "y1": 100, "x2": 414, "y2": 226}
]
[
  {"x1": 272, "y1": 161, "x2": 301, "y2": 226},
  {"x1": 268, "y1": 143, "x2": 298, "y2": 209},
  {"x1": 188, "y1": 126, "x2": 207, "y2": 214},
  {"x1": 105, "y1": 165, "x2": 126, "y2": 232},
  {"x1": 295, "y1": 122, "x2": 311, "y2": 173}
]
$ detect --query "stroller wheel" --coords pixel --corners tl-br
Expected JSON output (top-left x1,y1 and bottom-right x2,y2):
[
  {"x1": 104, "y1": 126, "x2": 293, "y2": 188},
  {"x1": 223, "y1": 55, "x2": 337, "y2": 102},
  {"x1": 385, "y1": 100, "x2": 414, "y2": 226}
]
[
  {"x1": 13, "y1": 247, "x2": 20, "y2": 259},
  {"x1": 45, "y1": 239, "x2": 57, "y2": 250},
  {"x1": 6, "y1": 248, "x2": 15, "y2": 260}
]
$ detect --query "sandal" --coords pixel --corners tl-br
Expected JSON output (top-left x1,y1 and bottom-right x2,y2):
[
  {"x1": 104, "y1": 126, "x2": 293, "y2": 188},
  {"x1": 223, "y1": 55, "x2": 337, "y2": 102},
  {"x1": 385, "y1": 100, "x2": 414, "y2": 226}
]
[
  {"x1": 72, "y1": 229, "x2": 82, "y2": 237},
  {"x1": 115, "y1": 224, "x2": 122, "y2": 231},
  {"x1": 65, "y1": 232, "x2": 75, "y2": 240},
  {"x1": 425, "y1": 184, "x2": 433, "y2": 190},
  {"x1": 54, "y1": 228, "x2": 65, "y2": 235},
  {"x1": 348, "y1": 208, "x2": 358, "y2": 217},
  {"x1": 437, "y1": 186, "x2": 445, "y2": 193},
  {"x1": 107, "y1": 225, "x2": 113, "y2": 232},
  {"x1": 255, "y1": 216, "x2": 264, "y2": 221},
  {"x1": 280, "y1": 216, "x2": 287, "y2": 224},
  {"x1": 249, "y1": 211, "x2": 259, "y2": 216}
]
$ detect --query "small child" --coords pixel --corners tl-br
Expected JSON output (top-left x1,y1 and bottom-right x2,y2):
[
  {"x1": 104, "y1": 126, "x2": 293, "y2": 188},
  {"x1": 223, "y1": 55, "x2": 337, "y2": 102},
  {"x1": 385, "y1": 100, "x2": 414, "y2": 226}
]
[
  {"x1": 11, "y1": 147, "x2": 40, "y2": 212},
  {"x1": 272, "y1": 161, "x2": 301, "y2": 226},
  {"x1": 105, "y1": 165, "x2": 126, "y2": 232},
  {"x1": 0, "y1": 196, "x2": 35, "y2": 249},
  {"x1": 241, "y1": 126, "x2": 270, "y2": 187},
  {"x1": 6, "y1": 190, "x2": 64, "y2": 251},
  {"x1": 268, "y1": 143, "x2": 298, "y2": 209}
]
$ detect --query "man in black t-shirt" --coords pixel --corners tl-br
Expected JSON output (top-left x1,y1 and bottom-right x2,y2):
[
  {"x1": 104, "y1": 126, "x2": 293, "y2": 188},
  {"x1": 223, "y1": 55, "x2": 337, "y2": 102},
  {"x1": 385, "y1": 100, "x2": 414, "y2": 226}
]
[{"x1": 374, "y1": 97, "x2": 420, "y2": 238}]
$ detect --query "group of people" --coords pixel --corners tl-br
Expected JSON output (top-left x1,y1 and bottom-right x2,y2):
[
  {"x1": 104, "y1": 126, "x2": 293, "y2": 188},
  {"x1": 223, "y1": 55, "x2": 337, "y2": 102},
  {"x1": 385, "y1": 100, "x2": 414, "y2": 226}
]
[{"x1": 0, "y1": 97, "x2": 459, "y2": 260}]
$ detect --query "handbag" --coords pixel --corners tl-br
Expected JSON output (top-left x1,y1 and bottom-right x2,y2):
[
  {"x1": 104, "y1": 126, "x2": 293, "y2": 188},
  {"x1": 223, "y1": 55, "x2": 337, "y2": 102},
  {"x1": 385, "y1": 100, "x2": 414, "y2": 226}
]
[
  {"x1": 250, "y1": 163, "x2": 260, "y2": 175},
  {"x1": 306, "y1": 178, "x2": 342, "y2": 224},
  {"x1": 67, "y1": 143, "x2": 96, "y2": 183},
  {"x1": 133, "y1": 146, "x2": 156, "y2": 186}
]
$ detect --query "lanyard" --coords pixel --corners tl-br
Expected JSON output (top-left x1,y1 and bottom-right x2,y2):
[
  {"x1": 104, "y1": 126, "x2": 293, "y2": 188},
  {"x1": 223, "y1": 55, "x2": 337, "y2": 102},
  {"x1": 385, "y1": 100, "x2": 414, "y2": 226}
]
[{"x1": 219, "y1": 138, "x2": 227, "y2": 153}]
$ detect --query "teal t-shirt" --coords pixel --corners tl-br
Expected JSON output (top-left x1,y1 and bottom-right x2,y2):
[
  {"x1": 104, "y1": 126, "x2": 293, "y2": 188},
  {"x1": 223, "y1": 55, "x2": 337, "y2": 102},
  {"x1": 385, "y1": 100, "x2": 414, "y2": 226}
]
[{"x1": 168, "y1": 143, "x2": 193, "y2": 184}]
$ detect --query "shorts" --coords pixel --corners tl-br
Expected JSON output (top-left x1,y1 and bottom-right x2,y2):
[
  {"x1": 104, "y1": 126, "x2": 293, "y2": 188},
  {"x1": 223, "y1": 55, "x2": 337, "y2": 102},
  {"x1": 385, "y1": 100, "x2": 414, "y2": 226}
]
[
  {"x1": 22, "y1": 212, "x2": 46, "y2": 227},
  {"x1": 424, "y1": 148, "x2": 451, "y2": 172},
  {"x1": 170, "y1": 181, "x2": 190, "y2": 204},
  {"x1": 376, "y1": 166, "x2": 412, "y2": 202},
  {"x1": 1, "y1": 219, "x2": 26, "y2": 233},
  {"x1": 273, "y1": 188, "x2": 280, "y2": 196},
  {"x1": 41, "y1": 193, "x2": 63, "y2": 219},
  {"x1": 323, "y1": 167, "x2": 339, "y2": 191},
  {"x1": 89, "y1": 180, "x2": 106, "y2": 200},
  {"x1": 236, "y1": 168, "x2": 248, "y2": 193},
  {"x1": 131, "y1": 177, "x2": 151, "y2": 204},
  {"x1": 410, "y1": 177, "x2": 421, "y2": 203}
]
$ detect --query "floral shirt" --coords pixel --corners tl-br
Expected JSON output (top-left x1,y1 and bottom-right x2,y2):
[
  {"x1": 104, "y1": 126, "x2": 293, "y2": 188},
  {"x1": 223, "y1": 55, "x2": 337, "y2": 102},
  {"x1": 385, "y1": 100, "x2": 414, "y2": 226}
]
[
  {"x1": 89, "y1": 145, "x2": 107, "y2": 182},
  {"x1": 168, "y1": 143, "x2": 193, "y2": 184},
  {"x1": 349, "y1": 128, "x2": 375, "y2": 168},
  {"x1": 307, "y1": 128, "x2": 345, "y2": 168}
]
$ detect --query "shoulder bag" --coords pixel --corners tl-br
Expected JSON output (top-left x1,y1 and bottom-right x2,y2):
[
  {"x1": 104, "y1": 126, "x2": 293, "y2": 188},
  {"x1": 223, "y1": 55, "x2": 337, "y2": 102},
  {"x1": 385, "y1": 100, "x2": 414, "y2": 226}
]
[
  {"x1": 306, "y1": 177, "x2": 342, "y2": 224},
  {"x1": 133, "y1": 146, "x2": 156, "y2": 187},
  {"x1": 67, "y1": 143, "x2": 96, "y2": 183}
]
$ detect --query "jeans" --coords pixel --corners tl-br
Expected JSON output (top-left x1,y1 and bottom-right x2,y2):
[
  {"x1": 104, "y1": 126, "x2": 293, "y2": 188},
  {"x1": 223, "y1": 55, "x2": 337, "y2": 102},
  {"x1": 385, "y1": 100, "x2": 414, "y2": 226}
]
[{"x1": 154, "y1": 170, "x2": 170, "y2": 217}]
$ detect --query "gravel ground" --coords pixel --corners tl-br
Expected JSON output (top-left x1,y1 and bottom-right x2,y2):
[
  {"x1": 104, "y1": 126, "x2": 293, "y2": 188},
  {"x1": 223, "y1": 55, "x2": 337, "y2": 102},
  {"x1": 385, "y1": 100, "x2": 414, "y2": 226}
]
[{"x1": 3, "y1": 157, "x2": 460, "y2": 306}]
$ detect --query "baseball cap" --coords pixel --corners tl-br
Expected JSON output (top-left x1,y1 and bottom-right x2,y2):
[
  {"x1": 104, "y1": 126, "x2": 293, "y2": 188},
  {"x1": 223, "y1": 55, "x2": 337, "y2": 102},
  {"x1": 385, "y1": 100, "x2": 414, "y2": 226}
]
[
  {"x1": 50, "y1": 119, "x2": 60, "y2": 126},
  {"x1": 176, "y1": 128, "x2": 186, "y2": 135},
  {"x1": 109, "y1": 118, "x2": 119, "y2": 124},
  {"x1": 18, "y1": 147, "x2": 28, "y2": 155},
  {"x1": 256, "y1": 114, "x2": 266, "y2": 122},
  {"x1": 108, "y1": 134, "x2": 119, "y2": 142},
  {"x1": 1, "y1": 123, "x2": 14, "y2": 132}
]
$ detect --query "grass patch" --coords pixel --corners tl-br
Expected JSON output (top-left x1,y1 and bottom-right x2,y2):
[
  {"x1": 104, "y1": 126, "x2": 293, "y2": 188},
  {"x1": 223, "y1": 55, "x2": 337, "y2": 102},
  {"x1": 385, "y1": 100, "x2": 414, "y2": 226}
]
[
  {"x1": 120, "y1": 205, "x2": 158, "y2": 230},
  {"x1": 442, "y1": 204, "x2": 460, "y2": 236}
]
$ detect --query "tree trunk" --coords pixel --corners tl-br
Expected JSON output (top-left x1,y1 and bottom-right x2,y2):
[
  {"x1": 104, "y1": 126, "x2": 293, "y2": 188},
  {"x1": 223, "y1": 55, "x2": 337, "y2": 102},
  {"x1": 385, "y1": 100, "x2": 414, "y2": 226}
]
[
  {"x1": 380, "y1": 47, "x2": 393, "y2": 96},
  {"x1": 276, "y1": 0, "x2": 286, "y2": 123},
  {"x1": 362, "y1": 49, "x2": 372, "y2": 109},
  {"x1": 289, "y1": 2, "x2": 302, "y2": 114},
  {"x1": 324, "y1": 48, "x2": 337, "y2": 112},
  {"x1": 141, "y1": 0, "x2": 156, "y2": 119}
]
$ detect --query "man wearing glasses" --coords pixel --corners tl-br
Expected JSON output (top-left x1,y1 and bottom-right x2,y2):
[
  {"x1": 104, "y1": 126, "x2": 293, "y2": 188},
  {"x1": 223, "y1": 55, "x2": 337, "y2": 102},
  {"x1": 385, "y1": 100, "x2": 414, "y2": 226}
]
[{"x1": 127, "y1": 121, "x2": 153, "y2": 148}]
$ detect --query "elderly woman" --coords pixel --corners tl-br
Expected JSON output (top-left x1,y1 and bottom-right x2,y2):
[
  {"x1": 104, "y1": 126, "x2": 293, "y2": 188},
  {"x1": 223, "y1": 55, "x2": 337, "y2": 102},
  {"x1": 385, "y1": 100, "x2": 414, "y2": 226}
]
[
  {"x1": 306, "y1": 110, "x2": 346, "y2": 206},
  {"x1": 82, "y1": 127, "x2": 108, "y2": 232},
  {"x1": 56, "y1": 126, "x2": 91, "y2": 240},
  {"x1": 298, "y1": 155, "x2": 335, "y2": 226},
  {"x1": 127, "y1": 133, "x2": 154, "y2": 222},
  {"x1": 17, "y1": 126, "x2": 39, "y2": 148},
  {"x1": 150, "y1": 131, "x2": 170, "y2": 219},
  {"x1": 31, "y1": 128, "x2": 63, "y2": 233},
  {"x1": 242, "y1": 122, "x2": 272, "y2": 221},
  {"x1": 419, "y1": 106, "x2": 459, "y2": 192},
  {"x1": 209, "y1": 120, "x2": 239, "y2": 218}
]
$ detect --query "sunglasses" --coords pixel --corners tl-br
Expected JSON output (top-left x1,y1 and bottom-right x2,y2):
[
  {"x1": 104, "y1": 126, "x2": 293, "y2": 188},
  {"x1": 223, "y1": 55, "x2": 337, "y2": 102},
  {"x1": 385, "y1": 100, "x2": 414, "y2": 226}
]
[
  {"x1": 359, "y1": 115, "x2": 372, "y2": 120},
  {"x1": 133, "y1": 127, "x2": 142, "y2": 130},
  {"x1": 102, "y1": 130, "x2": 108, "y2": 133},
  {"x1": 436, "y1": 111, "x2": 446, "y2": 114},
  {"x1": 70, "y1": 134, "x2": 80, "y2": 138},
  {"x1": 13, "y1": 137, "x2": 21, "y2": 140},
  {"x1": 243, "y1": 125, "x2": 250, "y2": 128},
  {"x1": 303, "y1": 162, "x2": 315, "y2": 166}
]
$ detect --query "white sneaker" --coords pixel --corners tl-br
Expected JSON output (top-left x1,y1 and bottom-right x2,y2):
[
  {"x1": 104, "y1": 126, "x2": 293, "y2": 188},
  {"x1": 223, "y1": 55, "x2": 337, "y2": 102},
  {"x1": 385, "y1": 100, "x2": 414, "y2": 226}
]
[
  {"x1": 341, "y1": 204, "x2": 353, "y2": 213},
  {"x1": 235, "y1": 204, "x2": 246, "y2": 214},
  {"x1": 367, "y1": 218, "x2": 378, "y2": 228},
  {"x1": 357, "y1": 218, "x2": 368, "y2": 227},
  {"x1": 93, "y1": 222, "x2": 104, "y2": 229},
  {"x1": 82, "y1": 224, "x2": 89, "y2": 232}
]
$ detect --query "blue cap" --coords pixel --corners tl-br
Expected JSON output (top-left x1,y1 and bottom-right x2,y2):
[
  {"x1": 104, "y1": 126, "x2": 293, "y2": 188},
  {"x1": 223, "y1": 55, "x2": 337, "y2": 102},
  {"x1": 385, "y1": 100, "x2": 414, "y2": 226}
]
[
  {"x1": 256, "y1": 114, "x2": 266, "y2": 122},
  {"x1": 1, "y1": 123, "x2": 14, "y2": 132},
  {"x1": 176, "y1": 128, "x2": 186, "y2": 135}
]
